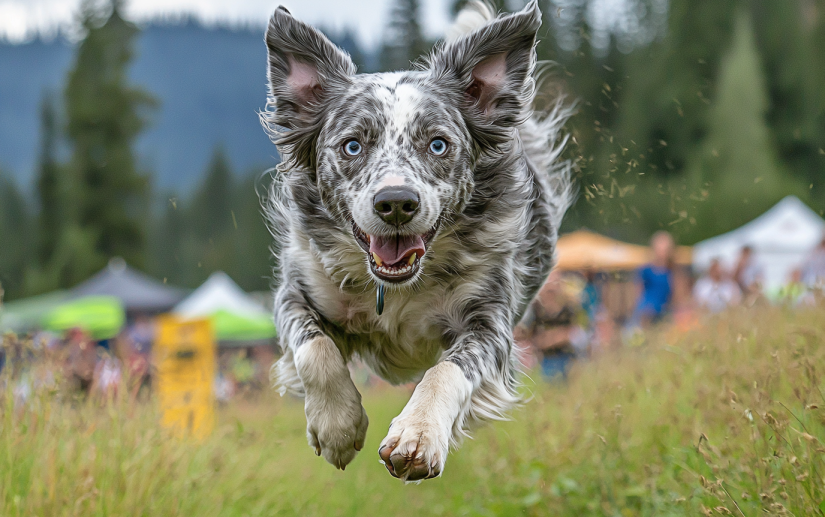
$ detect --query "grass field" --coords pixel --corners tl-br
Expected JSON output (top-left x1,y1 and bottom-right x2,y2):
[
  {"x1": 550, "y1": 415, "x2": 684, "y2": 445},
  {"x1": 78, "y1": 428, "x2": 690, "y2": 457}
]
[{"x1": 3, "y1": 306, "x2": 825, "y2": 516}]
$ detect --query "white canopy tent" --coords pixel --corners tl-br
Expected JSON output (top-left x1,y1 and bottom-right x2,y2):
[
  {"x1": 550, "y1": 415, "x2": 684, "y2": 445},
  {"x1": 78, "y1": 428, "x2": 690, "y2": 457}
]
[
  {"x1": 693, "y1": 196, "x2": 825, "y2": 290},
  {"x1": 173, "y1": 271, "x2": 269, "y2": 319}
]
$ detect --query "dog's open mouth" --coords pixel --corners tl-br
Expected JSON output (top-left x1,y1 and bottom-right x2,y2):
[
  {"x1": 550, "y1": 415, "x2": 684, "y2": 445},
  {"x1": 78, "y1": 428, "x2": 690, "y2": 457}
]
[{"x1": 352, "y1": 221, "x2": 439, "y2": 283}]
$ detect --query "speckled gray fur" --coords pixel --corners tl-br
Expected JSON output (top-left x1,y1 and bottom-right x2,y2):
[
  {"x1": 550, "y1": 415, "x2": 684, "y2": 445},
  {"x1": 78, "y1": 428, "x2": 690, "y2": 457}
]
[{"x1": 260, "y1": 0, "x2": 574, "y2": 480}]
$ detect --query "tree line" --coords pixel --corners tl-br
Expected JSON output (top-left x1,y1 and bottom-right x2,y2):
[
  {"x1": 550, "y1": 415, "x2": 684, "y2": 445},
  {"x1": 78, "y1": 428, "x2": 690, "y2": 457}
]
[
  {"x1": 1, "y1": 0, "x2": 824, "y2": 302},
  {"x1": 0, "y1": 0, "x2": 272, "y2": 301}
]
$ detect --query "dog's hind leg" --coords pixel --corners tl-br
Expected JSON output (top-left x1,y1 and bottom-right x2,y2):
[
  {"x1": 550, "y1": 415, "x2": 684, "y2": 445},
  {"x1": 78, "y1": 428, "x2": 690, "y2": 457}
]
[
  {"x1": 378, "y1": 302, "x2": 518, "y2": 482},
  {"x1": 274, "y1": 285, "x2": 368, "y2": 470}
]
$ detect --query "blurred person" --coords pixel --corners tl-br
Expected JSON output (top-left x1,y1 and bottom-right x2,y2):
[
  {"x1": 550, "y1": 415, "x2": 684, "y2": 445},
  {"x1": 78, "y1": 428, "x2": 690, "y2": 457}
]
[
  {"x1": 515, "y1": 271, "x2": 589, "y2": 379},
  {"x1": 779, "y1": 268, "x2": 815, "y2": 307},
  {"x1": 125, "y1": 315, "x2": 155, "y2": 356},
  {"x1": 123, "y1": 342, "x2": 150, "y2": 400},
  {"x1": 13, "y1": 372, "x2": 32, "y2": 408},
  {"x1": 120, "y1": 318, "x2": 154, "y2": 400},
  {"x1": 230, "y1": 350, "x2": 256, "y2": 396},
  {"x1": 93, "y1": 349, "x2": 122, "y2": 401},
  {"x1": 2, "y1": 334, "x2": 33, "y2": 408},
  {"x1": 693, "y1": 258, "x2": 742, "y2": 313},
  {"x1": 64, "y1": 328, "x2": 97, "y2": 394},
  {"x1": 630, "y1": 231, "x2": 676, "y2": 327},
  {"x1": 214, "y1": 372, "x2": 235, "y2": 404},
  {"x1": 28, "y1": 331, "x2": 62, "y2": 396},
  {"x1": 580, "y1": 269, "x2": 601, "y2": 323},
  {"x1": 733, "y1": 245, "x2": 764, "y2": 297},
  {"x1": 577, "y1": 269, "x2": 617, "y2": 353},
  {"x1": 801, "y1": 235, "x2": 825, "y2": 291}
]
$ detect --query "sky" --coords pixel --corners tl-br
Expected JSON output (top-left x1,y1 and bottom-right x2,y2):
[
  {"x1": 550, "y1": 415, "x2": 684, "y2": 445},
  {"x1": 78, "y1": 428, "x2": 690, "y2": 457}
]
[{"x1": 0, "y1": 0, "x2": 454, "y2": 48}]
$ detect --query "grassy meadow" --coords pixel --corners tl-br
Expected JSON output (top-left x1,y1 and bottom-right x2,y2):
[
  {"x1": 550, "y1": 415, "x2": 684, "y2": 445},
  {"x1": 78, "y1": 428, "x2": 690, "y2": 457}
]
[{"x1": 2, "y1": 306, "x2": 825, "y2": 516}]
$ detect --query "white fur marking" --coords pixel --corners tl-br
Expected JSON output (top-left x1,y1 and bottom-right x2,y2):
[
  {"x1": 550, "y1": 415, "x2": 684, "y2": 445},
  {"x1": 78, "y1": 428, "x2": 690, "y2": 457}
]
[{"x1": 377, "y1": 174, "x2": 407, "y2": 188}]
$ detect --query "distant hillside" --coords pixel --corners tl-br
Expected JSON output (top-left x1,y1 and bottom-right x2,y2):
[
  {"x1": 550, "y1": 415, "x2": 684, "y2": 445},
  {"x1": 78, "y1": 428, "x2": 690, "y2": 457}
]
[{"x1": 0, "y1": 21, "x2": 371, "y2": 192}]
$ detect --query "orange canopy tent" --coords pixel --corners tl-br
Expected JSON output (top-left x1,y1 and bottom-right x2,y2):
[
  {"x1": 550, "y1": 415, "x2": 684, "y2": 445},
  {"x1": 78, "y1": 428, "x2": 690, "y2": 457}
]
[{"x1": 555, "y1": 230, "x2": 692, "y2": 271}]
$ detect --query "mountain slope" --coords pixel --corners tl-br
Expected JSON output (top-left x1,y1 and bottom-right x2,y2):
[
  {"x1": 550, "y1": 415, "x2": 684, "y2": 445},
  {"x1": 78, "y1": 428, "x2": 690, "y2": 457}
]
[{"x1": 0, "y1": 22, "x2": 370, "y2": 191}]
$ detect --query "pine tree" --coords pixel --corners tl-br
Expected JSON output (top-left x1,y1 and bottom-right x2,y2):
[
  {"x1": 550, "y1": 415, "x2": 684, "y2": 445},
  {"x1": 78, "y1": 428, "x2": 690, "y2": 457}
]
[
  {"x1": 223, "y1": 173, "x2": 273, "y2": 292},
  {"x1": 35, "y1": 94, "x2": 62, "y2": 265},
  {"x1": 0, "y1": 173, "x2": 32, "y2": 300},
  {"x1": 158, "y1": 146, "x2": 236, "y2": 288},
  {"x1": 146, "y1": 194, "x2": 186, "y2": 286},
  {"x1": 63, "y1": 0, "x2": 156, "y2": 279},
  {"x1": 614, "y1": 0, "x2": 738, "y2": 179},
  {"x1": 451, "y1": 0, "x2": 508, "y2": 16},
  {"x1": 191, "y1": 147, "x2": 234, "y2": 241},
  {"x1": 380, "y1": 0, "x2": 430, "y2": 71},
  {"x1": 751, "y1": 0, "x2": 825, "y2": 206},
  {"x1": 676, "y1": 9, "x2": 806, "y2": 243},
  {"x1": 334, "y1": 29, "x2": 368, "y2": 72}
]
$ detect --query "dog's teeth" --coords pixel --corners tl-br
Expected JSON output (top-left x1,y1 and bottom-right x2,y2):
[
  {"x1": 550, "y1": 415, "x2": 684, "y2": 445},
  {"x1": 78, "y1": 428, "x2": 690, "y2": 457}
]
[
  {"x1": 373, "y1": 257, "x2": 417, "y2": 277},
  {"x1": 408, "y1": 253, "x2": 416, "y2": 265}
]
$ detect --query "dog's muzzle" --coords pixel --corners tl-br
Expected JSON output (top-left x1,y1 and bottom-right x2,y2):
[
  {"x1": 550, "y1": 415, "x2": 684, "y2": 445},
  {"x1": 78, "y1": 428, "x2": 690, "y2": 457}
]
[{"x1": 352, "y1": 219, "x2": 440, "y2": 284}]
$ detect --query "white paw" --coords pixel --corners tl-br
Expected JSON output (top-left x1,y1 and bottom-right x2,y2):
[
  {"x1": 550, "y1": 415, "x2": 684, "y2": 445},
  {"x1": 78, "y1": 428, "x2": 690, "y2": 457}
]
[
  {"x1": 378, "y1": 413, "x2": 450, "y2": 482},
  {"x1": 304, "y1": 387, "x2": 368, "y2": 470}
]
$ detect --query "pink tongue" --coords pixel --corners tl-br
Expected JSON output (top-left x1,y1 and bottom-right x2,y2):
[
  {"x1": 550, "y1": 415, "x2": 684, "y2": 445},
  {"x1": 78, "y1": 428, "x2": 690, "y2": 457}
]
[{"x1": 369, "y1": 234, "x2": 426, "y2": 266}]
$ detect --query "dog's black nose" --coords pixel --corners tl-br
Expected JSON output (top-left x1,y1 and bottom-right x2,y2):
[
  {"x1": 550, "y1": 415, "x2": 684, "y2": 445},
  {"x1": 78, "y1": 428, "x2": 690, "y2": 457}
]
[{"x1": 373, "y1": 187, "x2": 420, "y2": 226}]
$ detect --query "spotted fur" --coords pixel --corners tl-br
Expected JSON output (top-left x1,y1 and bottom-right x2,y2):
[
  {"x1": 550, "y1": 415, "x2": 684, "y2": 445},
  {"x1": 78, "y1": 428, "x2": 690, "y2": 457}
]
[{"x1": 260, "y1": 0, "x2": 574, "y2": 481}]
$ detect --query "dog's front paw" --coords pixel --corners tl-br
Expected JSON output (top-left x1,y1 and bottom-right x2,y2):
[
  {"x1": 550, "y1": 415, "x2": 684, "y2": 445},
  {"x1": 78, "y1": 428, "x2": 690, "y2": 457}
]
[
  {"x1": 378, "y1": 414, "x2": 450, "y2": 482},
  {"x1": 304, "y1": 388, "x2": 369, "y2": 470}
]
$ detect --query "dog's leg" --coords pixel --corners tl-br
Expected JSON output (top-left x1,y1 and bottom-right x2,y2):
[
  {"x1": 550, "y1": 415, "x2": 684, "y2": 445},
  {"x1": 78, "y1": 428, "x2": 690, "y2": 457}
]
[
  {"x1": 378, "y1": 309, "x2": 517, "y2": 481},
  {"x1": 273, "y1": 286, "x2": 368, "y2": 469},
  {"x1": 378, "y1": 361, "x2": 472, "y2": 481}
]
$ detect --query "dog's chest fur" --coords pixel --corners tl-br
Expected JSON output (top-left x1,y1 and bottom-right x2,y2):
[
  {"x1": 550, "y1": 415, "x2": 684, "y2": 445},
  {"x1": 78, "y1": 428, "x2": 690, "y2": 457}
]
[{"x1": 309, "y1": 272, "x2": 446, "y2": 383}]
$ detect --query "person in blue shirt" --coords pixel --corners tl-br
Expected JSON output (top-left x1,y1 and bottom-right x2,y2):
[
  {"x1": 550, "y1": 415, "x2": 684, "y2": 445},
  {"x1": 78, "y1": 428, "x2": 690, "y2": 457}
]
[
  {"x1": 580, "y1": 269, "x2": 601, "y2": 323},
  {"x1": 631, "y1": 231, "x2": 675, "y2": 327}
]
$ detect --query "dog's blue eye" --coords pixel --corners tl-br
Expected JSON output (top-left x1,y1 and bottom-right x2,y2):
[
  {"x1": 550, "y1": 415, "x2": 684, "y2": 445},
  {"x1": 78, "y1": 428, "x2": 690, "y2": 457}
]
[
  {"x1": 429, "y1": 138, "x2": 448, "y2": 156},
  {"x1": 343, "y1": 140, "x2": 362, "y2": 157}
]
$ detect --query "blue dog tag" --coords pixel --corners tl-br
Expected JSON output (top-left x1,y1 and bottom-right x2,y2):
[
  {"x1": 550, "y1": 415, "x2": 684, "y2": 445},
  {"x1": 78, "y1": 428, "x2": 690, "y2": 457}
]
[{"x1": 376, "y1": 284, "x2": 385, "y2": 315}]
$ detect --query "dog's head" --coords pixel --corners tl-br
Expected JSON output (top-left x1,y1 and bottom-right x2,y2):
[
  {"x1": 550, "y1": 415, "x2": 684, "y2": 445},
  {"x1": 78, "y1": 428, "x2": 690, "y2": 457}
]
[{"x1": 264, "y1": 2, "x2": 541, "y2": 286}]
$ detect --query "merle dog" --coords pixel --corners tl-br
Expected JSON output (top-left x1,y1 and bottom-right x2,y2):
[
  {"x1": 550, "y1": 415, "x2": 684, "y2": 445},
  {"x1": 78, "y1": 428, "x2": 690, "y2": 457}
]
[{"x1": 261, "y1": 0, "x2": 573, "y2": 482}]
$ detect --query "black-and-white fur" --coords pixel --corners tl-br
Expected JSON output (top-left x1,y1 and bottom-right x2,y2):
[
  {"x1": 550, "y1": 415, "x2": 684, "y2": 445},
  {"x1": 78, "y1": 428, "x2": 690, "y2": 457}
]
[{"x1": 261, "y1": 0, "x2": 573, "y2": 481}]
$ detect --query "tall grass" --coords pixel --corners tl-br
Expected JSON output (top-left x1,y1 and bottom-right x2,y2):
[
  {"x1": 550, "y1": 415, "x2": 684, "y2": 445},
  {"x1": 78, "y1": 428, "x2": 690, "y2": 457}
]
[{"x1": 2, "y1": 306, "x2": 824, "y2": 516}]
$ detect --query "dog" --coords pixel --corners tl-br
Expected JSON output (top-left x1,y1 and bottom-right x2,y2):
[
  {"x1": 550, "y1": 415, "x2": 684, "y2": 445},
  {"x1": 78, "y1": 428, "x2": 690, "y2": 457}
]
[{"x1": 261, "y1": 0, "x2": 573, "y2": 482}]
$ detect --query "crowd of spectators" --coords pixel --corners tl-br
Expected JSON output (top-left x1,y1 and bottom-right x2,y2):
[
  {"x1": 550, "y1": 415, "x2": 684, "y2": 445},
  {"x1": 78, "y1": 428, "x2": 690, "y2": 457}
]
[
  {"x1": 1, "y1": 320, "x2": 272, "y2": 408},
  {"x1": 5, "y1": 235, "x2": 825, "y2": 389},
  {"x1": 516, "y1": 232, "x2": 825, "y2": 379},
  {"x1": 0, "y1": 322, "x2": 153, "y2": 408}
]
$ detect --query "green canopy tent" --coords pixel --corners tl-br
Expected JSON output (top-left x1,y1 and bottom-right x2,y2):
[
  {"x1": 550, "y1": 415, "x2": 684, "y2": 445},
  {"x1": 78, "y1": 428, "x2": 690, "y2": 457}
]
[
  {"x1": 0, "y1": 290, "x2": 69, "y2": 335},
  {"x1": 173, "y1": 272, "x2": 276, "y2": 347},
  {"x1": 42, "y1": 296, "x2": 126, "y2": 340},
  {"x1": 211, "y1": 309, "x2": 277, "y2": 342}
]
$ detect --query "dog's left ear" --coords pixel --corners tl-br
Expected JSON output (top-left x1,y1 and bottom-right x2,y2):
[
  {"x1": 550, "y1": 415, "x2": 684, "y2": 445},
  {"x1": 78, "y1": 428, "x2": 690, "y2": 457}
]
[
  {"x1": 264, "y1": 6, "x2": 356, "y2": 169},
  {"x1": 430, "y1": 0, "x2": 541, "y2": 146}
]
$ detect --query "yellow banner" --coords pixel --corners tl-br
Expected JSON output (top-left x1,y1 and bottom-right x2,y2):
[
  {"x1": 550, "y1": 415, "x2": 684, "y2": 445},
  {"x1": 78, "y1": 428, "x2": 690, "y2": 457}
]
[{"x1": 154, "y1": 316, "x2": 216, "y2": 439}]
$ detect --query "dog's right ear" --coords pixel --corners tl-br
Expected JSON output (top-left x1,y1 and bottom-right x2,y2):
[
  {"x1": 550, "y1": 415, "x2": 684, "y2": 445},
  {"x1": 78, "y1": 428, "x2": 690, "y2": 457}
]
[
  {"x1": 264, "y1": 6, "x2": 356, "y2": 168},
  {"x1": 430, "y1": 0, "x2": 541, "y2": 149}
]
